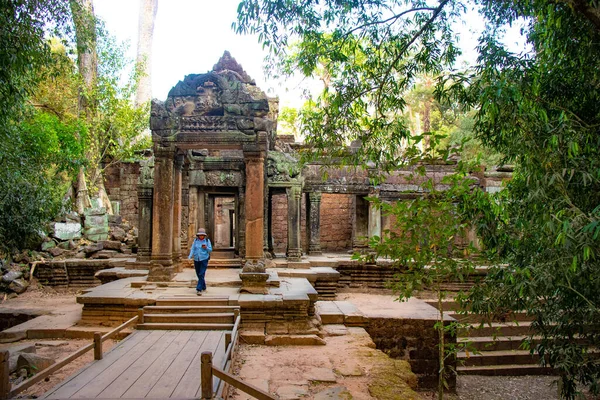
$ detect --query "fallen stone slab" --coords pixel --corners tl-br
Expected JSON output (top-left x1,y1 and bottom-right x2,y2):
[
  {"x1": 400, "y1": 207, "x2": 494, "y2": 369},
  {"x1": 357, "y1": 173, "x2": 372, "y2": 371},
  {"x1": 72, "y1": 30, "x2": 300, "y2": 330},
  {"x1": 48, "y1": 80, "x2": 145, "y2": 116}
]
[
  {"x1": 35, "y1": 340, "x2": 69, "y2": 347},
  {"x1": 95, "y1": 267, "x2": 148, "y2": 284},
  {"x1": 322, "y1": 324, "x2": 348, "y2": 337},
  {"x1": 0, "y1": 343, "x2": 36, "y2": 356},
  {"x1": 17, "y1": 353, "x2": 55, "y2": 374},
  {"x1": 53, "y1": 222, "x2": 82, "y2": 241},
  {"x1": 8, "y1": 278, "x2": 29, "y2": 294},
  {"x1": 2, "y1": 271, "x2": 23, "y2": 283}
]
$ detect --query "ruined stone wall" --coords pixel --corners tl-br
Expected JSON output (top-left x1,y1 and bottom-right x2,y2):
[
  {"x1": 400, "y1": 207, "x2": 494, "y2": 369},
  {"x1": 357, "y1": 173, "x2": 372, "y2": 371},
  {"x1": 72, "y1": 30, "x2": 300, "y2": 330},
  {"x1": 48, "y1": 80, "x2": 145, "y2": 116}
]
[
  {"x1": 366, "y1": 317, "x2": 456, "y2": 389},
  {"x1": 104, "y1": 162, "x2": 140, "y2": 228},
  {"x1": 272, "y1": 193, "x2": 287, "y2": 253},
  {"x1": 320, "y1": 194, "x2": 353, "y2": 251},
  {"x1": 272, "y1": 192, "x2": 353, "y2": 253}
]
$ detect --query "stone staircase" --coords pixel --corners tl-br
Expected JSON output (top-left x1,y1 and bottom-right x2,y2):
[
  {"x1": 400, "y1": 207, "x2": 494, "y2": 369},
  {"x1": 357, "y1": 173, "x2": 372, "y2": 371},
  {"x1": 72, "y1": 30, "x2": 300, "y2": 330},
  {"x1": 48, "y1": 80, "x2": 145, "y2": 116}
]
[
  {"x1": 426, "y1": 299, "x2": 555, "y2": 376},
  {"x1": 137, "y1": 296, "x2": 240, "y2": 331}
]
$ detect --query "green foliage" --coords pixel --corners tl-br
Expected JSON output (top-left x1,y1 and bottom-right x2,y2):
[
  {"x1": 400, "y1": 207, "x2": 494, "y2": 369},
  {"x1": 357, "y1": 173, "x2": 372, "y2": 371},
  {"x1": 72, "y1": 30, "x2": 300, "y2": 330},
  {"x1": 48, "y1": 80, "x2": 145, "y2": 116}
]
[
  {"x1": 235, "y1": 0, "x2": 463, "y2": 170},
  {"x1": 447, "y1": 2, "x2": 600, "y2": 398},
  {"x1": 237, "y1": 0, "x2": 600, "y2": 397},
  {"x1": 0, "y1": 112, "x2": 84, "y2": 251}
]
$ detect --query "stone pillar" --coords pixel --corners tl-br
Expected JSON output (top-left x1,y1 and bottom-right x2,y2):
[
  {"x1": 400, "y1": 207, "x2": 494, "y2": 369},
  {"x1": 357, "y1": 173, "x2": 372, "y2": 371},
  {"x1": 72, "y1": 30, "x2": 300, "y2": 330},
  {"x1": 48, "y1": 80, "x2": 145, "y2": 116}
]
[
  {"x1": 150, "y1": 146, "x2": 175, "y2": 277},
  {"x1": 353, "y1": 195, "x2": 369, "y2": 248},
  {"x1": 172, "y1": 154, "x2": 183, "y2": 265},
  {"x1": 237, "y1": 187, "x2": 245, "y2": 258},
  {"x1": 187, "y1": 187, "x2": 198, "y2": 254},
  {"x1": 368, "y1": 189, "x2": 381, "y2": 241},
  {"x1": 136, "y1": 185, "x2": 153, "y2": 262},
  {"x1": 286, "y1": 186, "x2": 302, "y2": 261},
  {"x1": 307, "y1": 191, "x2": 322, "y2": 255},
  {"x1": 244, "y1": 153, "x2": 265, "y2": 261}
]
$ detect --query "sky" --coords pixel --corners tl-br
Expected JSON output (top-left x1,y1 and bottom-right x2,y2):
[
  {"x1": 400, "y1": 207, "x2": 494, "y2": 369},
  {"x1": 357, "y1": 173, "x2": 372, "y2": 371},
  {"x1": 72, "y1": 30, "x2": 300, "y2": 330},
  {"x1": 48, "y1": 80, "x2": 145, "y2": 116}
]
[
  {"x1": 93, "y1": 1, "x2": 526, "y2": 108},
  {"x1": 94, "y1": 0, "x2": 300, "y2": 106}
]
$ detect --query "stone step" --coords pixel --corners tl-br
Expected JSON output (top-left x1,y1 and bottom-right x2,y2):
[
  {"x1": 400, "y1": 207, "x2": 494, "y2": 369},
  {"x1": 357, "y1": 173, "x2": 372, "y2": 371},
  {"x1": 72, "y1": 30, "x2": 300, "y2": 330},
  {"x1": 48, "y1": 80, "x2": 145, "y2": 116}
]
[
  {"x1": 315, "y1": 301, "x2": 367, "y2": 327},
  {"x1": 459, "y1": 336, "x2": 529, "y2": 352},
  {"x1": 450, "y1": 312, "x2": 532, "y2": 324},
  {"x1": 144, "y1": 313, "x2": 235, "y2": 324},
  {"x1": 457, "y1": 349, "x2": 540, "y2": 367},
  {"x1": 143, "y1": 305, "x2": 240, "y2": 314},
  {"x1": 155, "y1": 297, "x2": 231, "y2": 307},
  {"x1": 208, "y1": 259, "x2": 242, "y2": 268},
  {"x1": 459, "y1": 321, "x2": 534, "y2": 338},
  {"x1": 136, "y1": 322, "x2": 234, "y2": 330},
  {"x1": 457, "y1": 364, "x2": 556, "y2": 376}
]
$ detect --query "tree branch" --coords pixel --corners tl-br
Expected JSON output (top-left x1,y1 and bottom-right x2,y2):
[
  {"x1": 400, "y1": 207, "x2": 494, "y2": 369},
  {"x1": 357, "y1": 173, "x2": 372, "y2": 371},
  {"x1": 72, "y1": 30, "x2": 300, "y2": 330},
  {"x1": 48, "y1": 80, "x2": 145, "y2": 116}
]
[
  {"x1": 343, "y1": 7, "x2": 437, "y2": 38},
  {"x1": 375, "y1": 0, "x2": 451, "y2": 116},
  {"x1": 559, "y1": 0, "x2": 600, "y2": 31}
]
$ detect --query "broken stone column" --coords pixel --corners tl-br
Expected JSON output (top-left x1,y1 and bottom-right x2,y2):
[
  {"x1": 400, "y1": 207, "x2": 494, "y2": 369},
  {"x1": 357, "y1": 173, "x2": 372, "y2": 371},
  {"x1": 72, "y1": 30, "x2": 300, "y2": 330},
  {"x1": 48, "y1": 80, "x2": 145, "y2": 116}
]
[
  {"x1": 307, "y1": 191, "x2": 322, "y2": 255},
  {"x1": 150, "y1": 145, "x2": 175, "y2": 280},
  {"x1": 286, "y1": 185, "x2": 302, "y2": 261},
  {"x1": 239, "y1": 259, "x2": 269, "y2": 294}
]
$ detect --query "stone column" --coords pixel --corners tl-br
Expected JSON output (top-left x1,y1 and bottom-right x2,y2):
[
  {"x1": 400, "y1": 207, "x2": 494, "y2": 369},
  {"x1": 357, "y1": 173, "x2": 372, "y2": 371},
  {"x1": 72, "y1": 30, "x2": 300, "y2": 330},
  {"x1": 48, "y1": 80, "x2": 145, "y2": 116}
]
[
  {"x1": 172, "y1": 154, "x2": 183, "y2": 265},
  {"x1": 136, "y1": 185, "x2": 153, "y2": 262},
  {"x1": 187, "y1": 186, "x2": 198, "y2": 254},
  {"x1": 244, "y1": 153, "x2": 265, "y2": 261},
  {"x1": 237, "y1": 187, "x2": 245, "y2": 258},
  {"x1": 307, "y1": 191, "x2": 322, "y2": 255},
  {"x1": 151, "y1": 146, "x2": 175, "y2": 272},
  {"x1": 368, "y1": 189, "x2": 381, "y2": 241},
  {"x1": 286, "y1": 185, "x2": 302, "y2": 261},
  {"x1": 353, "y1": 195, "x2": 369, "y2": 248}
]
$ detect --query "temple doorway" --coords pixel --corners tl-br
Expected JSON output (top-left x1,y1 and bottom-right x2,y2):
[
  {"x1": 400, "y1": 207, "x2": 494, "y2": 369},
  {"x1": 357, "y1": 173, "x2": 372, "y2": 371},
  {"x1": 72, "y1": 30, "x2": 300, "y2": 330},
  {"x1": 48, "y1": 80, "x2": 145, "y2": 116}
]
[{"x1": 208, "y1": 194, "x2": 237, "y2": 258}]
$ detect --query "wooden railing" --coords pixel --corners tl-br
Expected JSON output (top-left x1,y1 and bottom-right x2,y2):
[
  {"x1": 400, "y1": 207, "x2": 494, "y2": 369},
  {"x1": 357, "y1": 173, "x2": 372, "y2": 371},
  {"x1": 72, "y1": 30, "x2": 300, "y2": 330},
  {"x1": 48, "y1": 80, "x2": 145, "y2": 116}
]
[
  {"x1": 202, "y1": 311, "x2": 276, "y2": 400},
  {"x1": 0, "y1": 314, "x2": 139, "y2": 399}
]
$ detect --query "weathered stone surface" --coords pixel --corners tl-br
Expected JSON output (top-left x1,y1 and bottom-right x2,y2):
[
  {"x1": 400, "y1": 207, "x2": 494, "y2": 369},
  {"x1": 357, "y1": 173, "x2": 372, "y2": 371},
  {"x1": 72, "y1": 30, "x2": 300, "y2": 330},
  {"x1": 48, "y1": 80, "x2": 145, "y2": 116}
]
[
  {"x1": 41, "y1": 241, "x2": 56, "y2": 251},
  {"x1": 110, "y1": 226, "x2": 127, "y2": 242},
  {"x1": 313, "y1": 386, "x2": 352, "y2": 400},
  {"x1": 92, "y1": 250, "x2": 118, "y2": 259},
  {"x1": 48, "y1": 247, "x2": 64, "y2": 257},
  {"x1": 276, "y1": 385, "x2": 308, "y2": 400},
  {"x1": 322, "y1": 324, "x2": 348, "y2": 337},
  {"x1": 53, "y1": 222, "x2": 82, "y2": 241},
  {"x1": 2, "y1": 271, "x2": 23, "y2": 283},
  {"x1": 239, "y1": 330, "x2": 265, "y2": 345},
  {"x1": 305, "y1": 367, "x2": 337, "y2": 383},
  {"x1": 9, "y1": 279, "x2": 29, "y2": 294},
  {"x1": 84, "y1": 243, "x2": 104, "y2": 255},
  {"x1": 16, "y1": 353, "x2": 55, "y2": 373}
]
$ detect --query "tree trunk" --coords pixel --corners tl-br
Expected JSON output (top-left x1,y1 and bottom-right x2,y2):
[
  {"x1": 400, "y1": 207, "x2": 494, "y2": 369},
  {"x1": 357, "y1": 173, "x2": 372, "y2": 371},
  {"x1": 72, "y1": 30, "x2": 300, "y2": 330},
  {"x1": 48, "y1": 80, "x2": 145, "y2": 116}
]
[
  {"x1": 135, "y1": 0, "x2": 158, "y2": 107},
  {"x1": 70, "y1": 0, "x2": 97, "y2": 214}
]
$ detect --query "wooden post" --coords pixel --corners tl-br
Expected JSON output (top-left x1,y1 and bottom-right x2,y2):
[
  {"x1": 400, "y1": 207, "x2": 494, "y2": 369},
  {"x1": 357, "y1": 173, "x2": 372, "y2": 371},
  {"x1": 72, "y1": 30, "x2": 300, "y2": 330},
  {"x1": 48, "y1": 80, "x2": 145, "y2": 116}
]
[
  {"x1": 233, "y1": 308, "x2": 240, "y2": 319},
  {"x1": 0, "y1": 350, "x2": 10, "y2": 399},
  {"x1": 93, "y1": 332, "x2": 103, "y2": 360},
  {"x1": 201, "y1": 351, "x2": 213, "y2": 399},
  {"x1": 138, "y1": 308, "x2": 144, "y2": 325},
  {"x1": 225, "y1": 332, "x2": 232, "y2": 350}
]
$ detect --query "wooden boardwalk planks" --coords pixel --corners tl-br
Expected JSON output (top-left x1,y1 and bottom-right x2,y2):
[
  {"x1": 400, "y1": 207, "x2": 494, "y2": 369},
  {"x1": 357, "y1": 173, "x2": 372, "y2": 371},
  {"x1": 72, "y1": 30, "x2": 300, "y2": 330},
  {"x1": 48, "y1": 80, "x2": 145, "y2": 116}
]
[{"x1": 42, "y1": 330, "x2": 228, "y2": 399}]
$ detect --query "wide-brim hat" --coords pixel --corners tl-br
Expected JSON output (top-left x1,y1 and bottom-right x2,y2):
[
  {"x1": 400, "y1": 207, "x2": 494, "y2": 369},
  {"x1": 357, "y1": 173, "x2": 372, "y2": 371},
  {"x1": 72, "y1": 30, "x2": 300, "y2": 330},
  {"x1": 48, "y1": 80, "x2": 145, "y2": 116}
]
[{"x1": 196, "y1": 228, "x2": 207, "y2": 236}]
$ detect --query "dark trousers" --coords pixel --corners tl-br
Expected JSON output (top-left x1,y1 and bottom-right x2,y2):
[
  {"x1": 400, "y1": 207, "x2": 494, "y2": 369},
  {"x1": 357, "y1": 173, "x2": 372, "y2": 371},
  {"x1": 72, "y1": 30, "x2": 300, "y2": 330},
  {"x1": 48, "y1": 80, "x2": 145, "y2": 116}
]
[{"x1": 194, "y1": 259, "x2": 209, "y2": 291}]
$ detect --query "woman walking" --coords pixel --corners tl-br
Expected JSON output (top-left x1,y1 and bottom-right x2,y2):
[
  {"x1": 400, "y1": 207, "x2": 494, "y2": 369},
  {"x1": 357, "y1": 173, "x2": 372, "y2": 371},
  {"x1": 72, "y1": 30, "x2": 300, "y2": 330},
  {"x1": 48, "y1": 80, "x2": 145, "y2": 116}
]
[{"x1": 188, "y1": 228, "x2": 212, "y2": 295}]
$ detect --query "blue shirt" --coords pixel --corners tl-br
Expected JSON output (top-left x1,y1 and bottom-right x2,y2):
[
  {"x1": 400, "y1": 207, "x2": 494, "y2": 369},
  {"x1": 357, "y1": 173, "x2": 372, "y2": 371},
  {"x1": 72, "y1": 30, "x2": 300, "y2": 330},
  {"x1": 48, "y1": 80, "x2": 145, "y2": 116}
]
[{"x1": 188, "y1": 237, "x2": 212, "y2": 261}]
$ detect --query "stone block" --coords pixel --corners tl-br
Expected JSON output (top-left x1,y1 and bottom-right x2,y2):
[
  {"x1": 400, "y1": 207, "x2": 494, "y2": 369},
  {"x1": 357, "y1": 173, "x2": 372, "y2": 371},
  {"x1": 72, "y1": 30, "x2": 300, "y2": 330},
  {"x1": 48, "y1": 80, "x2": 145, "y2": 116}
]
[
  {"x1": 48, "y1": 247, "x2": 64, "y2": 257},
  {"x1": 41, "y1": 241, "x2": 56, "y2": 251},
  {"x1": 92, "y1": 250, "x2": 118, "y2": 259},
  {"x1": 2, "y1": 271, "x2": 23, "y2": 283},
  {"x1": 240, "y1": 330, "x2": 266, "y2": 345},
  {"x1": 8, "y1": 279, "x2": 29, "y2": 294},
  {"x1": 53, "y1": 222, "x2": 82, "y2": 241},
  {"x1": 265, "y1": 321, "x2": 288, "y2": 335},
  {"x1": 101, "y1": 240, "x2": 122, "y2": 251},
  {"x1": 304, "y1": 367, "x2": 337, "y2": 383},
  {"x1": 264, "y1": 334, "x2": 326, "y2": 346}
]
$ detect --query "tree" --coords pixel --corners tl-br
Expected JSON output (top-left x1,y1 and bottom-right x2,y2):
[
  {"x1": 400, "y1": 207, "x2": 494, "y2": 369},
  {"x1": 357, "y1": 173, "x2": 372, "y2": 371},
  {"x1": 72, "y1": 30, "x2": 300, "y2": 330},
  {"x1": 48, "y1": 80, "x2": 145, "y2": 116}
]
[
  {"x1": 235, "y1": 0, "x2": 600, "y2": 397},
  {"x1": 453, "y1": 1, "x2": 600, "y2": 398},
  {"x1": 135, "y1": 0, "x2": 158, "y2": 108}
]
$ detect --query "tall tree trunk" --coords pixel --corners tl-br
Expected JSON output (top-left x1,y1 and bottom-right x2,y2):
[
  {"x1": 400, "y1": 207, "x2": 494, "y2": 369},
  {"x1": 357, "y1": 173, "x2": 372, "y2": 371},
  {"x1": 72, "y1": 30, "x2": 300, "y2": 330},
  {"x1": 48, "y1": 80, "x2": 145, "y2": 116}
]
[
  {"x1": 70, "y1": 0, "x2": 97, "y2": 214},
  {"x1": 135, "y1": 0, "x2": 158, "y2": 107}
]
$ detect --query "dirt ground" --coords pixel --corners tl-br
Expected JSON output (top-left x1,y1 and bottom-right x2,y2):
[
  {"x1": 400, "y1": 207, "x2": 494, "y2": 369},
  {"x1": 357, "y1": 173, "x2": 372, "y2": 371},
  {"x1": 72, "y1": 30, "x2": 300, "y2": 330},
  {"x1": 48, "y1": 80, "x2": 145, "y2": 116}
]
[{"x1": 0, "y1": 286, "x2": 580, "y2": 400}]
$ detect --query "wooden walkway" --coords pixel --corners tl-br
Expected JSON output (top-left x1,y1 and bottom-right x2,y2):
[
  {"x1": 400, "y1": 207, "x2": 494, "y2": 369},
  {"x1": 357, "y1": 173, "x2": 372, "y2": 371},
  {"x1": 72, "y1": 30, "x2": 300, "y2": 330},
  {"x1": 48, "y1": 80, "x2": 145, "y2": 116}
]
[{"x1": 42, "y1": 330, "x2": 227, "y2": 399}]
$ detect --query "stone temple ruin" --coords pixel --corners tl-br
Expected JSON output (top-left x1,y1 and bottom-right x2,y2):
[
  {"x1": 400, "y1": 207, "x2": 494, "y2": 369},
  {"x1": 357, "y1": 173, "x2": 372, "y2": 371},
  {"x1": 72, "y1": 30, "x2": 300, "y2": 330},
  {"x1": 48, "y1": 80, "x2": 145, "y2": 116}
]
[{"x1": 24, "y1": 52, "x2": 518, "y2": 393}]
